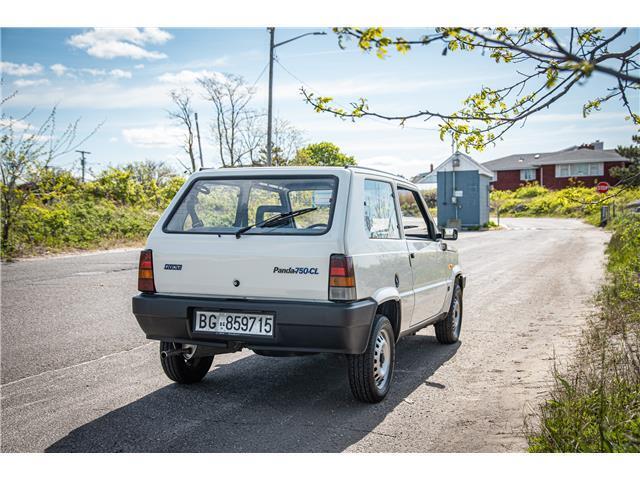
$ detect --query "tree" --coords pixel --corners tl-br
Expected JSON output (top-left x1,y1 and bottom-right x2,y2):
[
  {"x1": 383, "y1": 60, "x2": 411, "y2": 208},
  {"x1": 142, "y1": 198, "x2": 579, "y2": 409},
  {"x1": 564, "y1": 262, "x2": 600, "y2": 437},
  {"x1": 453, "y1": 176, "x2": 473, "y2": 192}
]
[
  {"x1": 303, "y1": 28, "x2": 640, "y2": 151},
  {"x1": 612, "y1": 135, "x2": 640, "y2": 186},
  {"x1": 271, "y1": 118, "x2": 305, "y2": 166},
  {"x1": 167, "y1": 89, "x2": 198, "y2": 173},
  {"x1": 1, "y1": 92, "x2": 101, "y2": 255},
  {"x1": 238, "y1": 111, "x2": 268, "y2": 166},
  {"x1": 293, "y1": 142, "x2": 356, "y2": 166},
  {"x1": 124, "y1": 159, "x2": 176, "y2": 186},
  {"x1": 255, "y1": 118, "x2": 305, "y2": 166},
  {"x1": 199, "y1": 73, "x2": 257, "y2": 167}
]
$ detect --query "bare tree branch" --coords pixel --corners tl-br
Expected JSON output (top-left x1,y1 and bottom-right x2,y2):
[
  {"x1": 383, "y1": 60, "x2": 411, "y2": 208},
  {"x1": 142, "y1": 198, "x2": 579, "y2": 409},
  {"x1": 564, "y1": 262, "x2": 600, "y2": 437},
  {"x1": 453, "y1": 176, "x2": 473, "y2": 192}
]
[
  {"x1": 167, "y1": 89, "x2": 197, "y2": 172},
  {"x1": 199, "y1": 73, "x2": 256, "y2": 167}
]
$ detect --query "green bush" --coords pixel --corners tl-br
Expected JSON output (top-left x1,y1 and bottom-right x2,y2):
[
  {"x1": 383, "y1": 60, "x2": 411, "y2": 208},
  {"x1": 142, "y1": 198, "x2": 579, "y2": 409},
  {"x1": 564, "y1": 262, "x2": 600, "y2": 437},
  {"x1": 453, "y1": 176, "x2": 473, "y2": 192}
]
[
  {"x1": 3, "y1": 163, "x2": 185, "y2": 258},
  {"x1": 492, "y1": 184, "x2": 640, "y2": 224},
  {"x1": 512, "y1": 183, "x2": 548, "y2": 199}
]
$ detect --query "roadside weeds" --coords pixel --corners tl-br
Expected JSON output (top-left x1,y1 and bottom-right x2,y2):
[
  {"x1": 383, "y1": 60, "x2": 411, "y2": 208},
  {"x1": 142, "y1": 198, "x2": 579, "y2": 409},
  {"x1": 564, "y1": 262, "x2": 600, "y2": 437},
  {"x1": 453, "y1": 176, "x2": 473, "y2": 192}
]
[{"x1": 526, "y1": 213, "x2": 640, "y2": 452}]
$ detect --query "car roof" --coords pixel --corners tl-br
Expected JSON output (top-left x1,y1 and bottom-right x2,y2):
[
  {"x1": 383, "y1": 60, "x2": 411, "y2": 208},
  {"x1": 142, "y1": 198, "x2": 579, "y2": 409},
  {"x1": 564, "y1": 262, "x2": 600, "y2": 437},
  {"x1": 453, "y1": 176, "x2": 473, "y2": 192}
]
[{"x1": 192, "y1": 165, "x2": 412, "y2": 184}]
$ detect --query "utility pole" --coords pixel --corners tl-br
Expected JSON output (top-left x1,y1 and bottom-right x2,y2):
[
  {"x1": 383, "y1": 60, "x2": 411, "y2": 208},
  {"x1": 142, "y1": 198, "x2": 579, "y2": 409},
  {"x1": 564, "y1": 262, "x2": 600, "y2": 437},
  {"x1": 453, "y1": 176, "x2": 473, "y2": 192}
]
[
  {"x1": 194, "y1": 112, "x2": 204, "y2": 169},
  {"x1": 266, "y1": 27, "x2": 275, "y2": 166},
  {"x1": 266, "y1": 28, "x2": 326, "y2": 166},
  {"x1": 76, "y1": 150, "x2": 91, "y2": 182}
]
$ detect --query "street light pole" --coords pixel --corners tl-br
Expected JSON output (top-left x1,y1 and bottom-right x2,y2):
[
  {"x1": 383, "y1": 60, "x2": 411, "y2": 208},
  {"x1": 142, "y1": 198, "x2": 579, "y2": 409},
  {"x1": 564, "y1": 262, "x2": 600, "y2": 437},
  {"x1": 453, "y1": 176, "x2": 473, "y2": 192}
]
[{"x1": 265, "y1": 28, "x2": 326, "y2": 167}]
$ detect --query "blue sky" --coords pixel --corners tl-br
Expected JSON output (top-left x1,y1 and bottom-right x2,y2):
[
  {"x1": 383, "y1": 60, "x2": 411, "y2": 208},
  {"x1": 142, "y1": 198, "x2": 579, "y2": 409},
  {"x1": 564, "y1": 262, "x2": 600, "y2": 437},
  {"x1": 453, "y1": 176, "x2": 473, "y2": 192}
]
[{"x1": 1, "y1": 27, "x2": 638, "y2": 178}]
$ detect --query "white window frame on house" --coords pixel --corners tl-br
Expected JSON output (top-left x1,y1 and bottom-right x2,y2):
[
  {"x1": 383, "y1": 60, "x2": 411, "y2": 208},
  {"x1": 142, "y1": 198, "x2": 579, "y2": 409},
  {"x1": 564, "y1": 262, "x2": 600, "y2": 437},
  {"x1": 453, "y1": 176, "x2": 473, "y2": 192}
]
[
  {"x1": 520, "y1": 168, "x2": 537, "y2": 181},
  {"x1": 555, "y1": 162, "x2": 604, "y2": 178}
]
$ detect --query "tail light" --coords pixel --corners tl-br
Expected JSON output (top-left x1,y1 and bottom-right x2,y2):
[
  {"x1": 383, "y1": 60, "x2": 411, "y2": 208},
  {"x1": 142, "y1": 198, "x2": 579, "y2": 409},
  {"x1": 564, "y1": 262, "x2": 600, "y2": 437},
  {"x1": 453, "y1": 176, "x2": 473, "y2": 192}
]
[
  {"x1": 138, "y1": 249, "x2": 156, "y2": 293},
  {"x1": 329, "y1": 254, "x2": 356, "y2": 301}
]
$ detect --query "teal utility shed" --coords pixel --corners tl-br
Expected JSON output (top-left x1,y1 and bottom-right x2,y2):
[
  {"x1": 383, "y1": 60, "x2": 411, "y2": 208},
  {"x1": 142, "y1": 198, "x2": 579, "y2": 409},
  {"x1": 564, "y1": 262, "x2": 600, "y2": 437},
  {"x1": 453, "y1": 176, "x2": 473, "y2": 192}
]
[{"x1": 436, "y1": 152, "x2": 494, "y2": 229}]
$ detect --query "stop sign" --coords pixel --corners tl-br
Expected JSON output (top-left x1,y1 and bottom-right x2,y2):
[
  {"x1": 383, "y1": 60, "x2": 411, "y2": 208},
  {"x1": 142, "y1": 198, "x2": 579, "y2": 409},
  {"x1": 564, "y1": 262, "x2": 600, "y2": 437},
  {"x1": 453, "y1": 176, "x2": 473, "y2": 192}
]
[{"x1": 596, "y1": 181, "x2": 610, "y2": 194}]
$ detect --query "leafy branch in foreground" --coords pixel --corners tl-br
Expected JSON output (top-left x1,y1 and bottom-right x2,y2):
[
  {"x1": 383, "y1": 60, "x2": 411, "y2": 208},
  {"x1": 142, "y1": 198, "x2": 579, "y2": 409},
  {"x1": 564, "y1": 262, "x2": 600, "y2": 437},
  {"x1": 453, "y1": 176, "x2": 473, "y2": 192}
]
[{"x1": 303, "y1": 27, "x2": 640, "y2": 151}]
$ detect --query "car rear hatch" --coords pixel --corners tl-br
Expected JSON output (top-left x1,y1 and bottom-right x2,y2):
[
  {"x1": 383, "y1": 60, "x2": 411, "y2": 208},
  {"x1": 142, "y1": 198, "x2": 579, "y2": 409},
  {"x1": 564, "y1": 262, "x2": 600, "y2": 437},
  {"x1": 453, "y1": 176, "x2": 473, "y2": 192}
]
[{"x1": 148, "y1": 171, "x2": 349, "y2": 302}]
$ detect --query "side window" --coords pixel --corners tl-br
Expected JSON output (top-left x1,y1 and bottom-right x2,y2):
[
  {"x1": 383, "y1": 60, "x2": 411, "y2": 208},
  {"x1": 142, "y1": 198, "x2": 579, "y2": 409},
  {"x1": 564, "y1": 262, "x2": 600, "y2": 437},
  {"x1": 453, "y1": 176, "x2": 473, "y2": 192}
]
[
  {"x1": 363, "y1": 180, "x2": 400, "y2": 239},
  {"x1": 397, "y1": 187, "x2": 435, "y2": 240}
]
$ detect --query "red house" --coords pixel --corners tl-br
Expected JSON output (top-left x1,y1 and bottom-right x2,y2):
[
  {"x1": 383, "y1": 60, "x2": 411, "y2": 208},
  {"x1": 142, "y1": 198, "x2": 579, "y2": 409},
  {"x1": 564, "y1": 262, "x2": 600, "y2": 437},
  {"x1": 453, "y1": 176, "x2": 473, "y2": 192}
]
[{"x1": 482, "y1": 141, "x2": 630, "y2": 191}]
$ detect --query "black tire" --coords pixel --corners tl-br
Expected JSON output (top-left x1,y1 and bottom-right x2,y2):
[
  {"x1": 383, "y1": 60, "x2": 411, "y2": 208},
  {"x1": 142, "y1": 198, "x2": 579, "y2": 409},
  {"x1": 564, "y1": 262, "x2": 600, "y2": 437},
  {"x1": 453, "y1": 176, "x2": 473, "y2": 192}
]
[
  {"x1": 435, "y1": 281, "x2": 463, "y2": 344},
  {"x1": 159, "y1": 341, "x2": 214, "y2": 384},
  {"x1": 347, "y1": 315, "x2": 395, "y2": 403}
]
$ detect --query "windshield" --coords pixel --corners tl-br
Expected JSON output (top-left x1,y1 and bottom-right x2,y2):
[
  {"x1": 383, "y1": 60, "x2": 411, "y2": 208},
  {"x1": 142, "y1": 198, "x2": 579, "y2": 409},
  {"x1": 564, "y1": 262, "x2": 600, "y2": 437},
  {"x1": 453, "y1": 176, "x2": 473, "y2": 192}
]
[{"x1": 164, "y1": 176, "x2": 338, "y2": 235}]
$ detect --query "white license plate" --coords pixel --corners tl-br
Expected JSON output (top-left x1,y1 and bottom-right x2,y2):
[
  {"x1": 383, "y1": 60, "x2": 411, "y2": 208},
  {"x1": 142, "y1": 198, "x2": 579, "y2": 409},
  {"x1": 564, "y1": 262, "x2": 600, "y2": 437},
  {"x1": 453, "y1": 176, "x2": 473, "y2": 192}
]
[{"x1": 194, "y1": 311, "x2": 274, "y2": 337}]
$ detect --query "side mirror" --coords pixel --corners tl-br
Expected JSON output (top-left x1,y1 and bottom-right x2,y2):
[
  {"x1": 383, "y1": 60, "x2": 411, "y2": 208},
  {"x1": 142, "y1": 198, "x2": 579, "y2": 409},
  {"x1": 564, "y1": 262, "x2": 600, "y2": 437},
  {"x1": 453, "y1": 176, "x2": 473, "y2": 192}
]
[{"x1": 439, "y1": 228, "x2": 458, "y2": 241}]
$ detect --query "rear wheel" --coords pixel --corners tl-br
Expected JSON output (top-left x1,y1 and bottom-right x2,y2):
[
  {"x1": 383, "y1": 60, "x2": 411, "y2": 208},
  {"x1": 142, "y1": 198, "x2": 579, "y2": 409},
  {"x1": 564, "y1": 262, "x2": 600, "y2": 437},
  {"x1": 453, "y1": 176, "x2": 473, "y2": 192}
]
[
  {"x1": 347, "y1": 315, "x2": 395, "y2": 403},
  {"x1": 160, "y1": 341, "x2": 214, "y2": 384},
  {"x1": 435, "y1": 281, "x2": 463, "y2": 344}
]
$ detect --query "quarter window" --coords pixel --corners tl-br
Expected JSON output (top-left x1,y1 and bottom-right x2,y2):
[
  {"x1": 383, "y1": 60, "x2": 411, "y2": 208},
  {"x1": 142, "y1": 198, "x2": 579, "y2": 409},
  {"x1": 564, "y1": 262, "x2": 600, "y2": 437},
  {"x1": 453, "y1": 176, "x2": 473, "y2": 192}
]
[{"x1": 363, "y1": 180, "x2": 400, "y2": 239}]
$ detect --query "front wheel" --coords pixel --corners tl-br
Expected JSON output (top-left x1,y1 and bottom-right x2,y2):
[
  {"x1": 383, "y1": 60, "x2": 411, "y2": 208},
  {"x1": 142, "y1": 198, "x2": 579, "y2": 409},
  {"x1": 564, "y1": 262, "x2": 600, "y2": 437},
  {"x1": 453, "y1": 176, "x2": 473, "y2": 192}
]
[
  {"x1": 347, "y1": 315, "x2": 395, "y2": 403},
  {"x1": 160, "y1": 341, "x2": 214, "y2": 384},
  {"x1": 435, "y1": 281, "x2": 463, "y2": 344}
]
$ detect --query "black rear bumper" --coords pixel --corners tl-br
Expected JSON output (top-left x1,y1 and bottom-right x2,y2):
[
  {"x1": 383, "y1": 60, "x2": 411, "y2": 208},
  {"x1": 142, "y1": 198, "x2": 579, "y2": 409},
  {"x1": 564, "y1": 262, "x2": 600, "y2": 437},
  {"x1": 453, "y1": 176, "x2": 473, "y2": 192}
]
[{"x1": 132, "y1": 294, "x2": 378, "y2": 355}]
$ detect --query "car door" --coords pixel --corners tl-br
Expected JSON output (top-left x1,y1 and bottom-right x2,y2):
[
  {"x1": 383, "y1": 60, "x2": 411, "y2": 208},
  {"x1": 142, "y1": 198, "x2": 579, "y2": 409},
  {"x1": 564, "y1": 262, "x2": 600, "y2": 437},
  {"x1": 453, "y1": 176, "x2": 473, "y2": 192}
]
[{"x1": 397, "y1": 186, "x2": 450, "y2": 325}]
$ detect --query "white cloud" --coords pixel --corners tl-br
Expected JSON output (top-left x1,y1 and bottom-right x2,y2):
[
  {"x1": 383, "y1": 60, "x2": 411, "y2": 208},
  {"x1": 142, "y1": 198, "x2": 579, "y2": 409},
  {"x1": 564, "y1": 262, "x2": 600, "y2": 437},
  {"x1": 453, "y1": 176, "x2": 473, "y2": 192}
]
[
  {"x1": 9, "y1": 82, "x2": 173, "y2": 109},
  {"x1": 108, "y1": 136, "x2": 119, "y2": 143},
  {"x1": 50, "y1": 63, "x2": 69, "y2": 77},
  {"x1": 134, "y1": 64, "x2": 145, "y2": 69},
  {"x1": 122, "y1": 125, "x2": 184, "y2": 148},
  {"x1": 0, "y1": 118, "x2": 33, "y2": 131},
  {"x1": 158, "y1": 69, "x2": 222, "y2": 85},
  {"x1": 14, "y1": 78, "x2": 50, "y2": 88},
  {"x1": 67, "y1": 28, "x2": 173, "y2": 60},
  {"x1": 1, "y1": 61, "x2": 43, "y2": 76},
  {"x1": 76, "y1": 67, "x2": 132, "y2": 79},
  {"x1": 81, "y1": 68, "x2": 107, "y2": 76},
  {"x1": 109, "y1": 69, "x2": 132, "y2": 79}
]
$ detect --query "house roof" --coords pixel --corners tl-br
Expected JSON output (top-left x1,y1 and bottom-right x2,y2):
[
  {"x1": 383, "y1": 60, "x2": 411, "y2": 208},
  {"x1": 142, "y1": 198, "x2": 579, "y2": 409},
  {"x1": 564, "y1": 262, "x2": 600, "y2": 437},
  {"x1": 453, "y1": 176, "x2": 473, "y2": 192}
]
[
  {"x1": 415, "y1": 151, "x2": 494, "y2": 182},
  {"x1": 413, "y1": 171, "x2": 437, "y2": 184},
  {"x1": 482, "y1": 145, "x2": 626, "y2": 171}
]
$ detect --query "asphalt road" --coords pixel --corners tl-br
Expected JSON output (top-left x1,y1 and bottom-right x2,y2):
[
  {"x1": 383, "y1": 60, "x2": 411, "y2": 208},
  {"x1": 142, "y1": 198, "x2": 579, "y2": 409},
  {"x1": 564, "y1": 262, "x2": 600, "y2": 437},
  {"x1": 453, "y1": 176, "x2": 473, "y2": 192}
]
[{"x1": 0, "y1": 217, "x2": 610, "y2": 452}]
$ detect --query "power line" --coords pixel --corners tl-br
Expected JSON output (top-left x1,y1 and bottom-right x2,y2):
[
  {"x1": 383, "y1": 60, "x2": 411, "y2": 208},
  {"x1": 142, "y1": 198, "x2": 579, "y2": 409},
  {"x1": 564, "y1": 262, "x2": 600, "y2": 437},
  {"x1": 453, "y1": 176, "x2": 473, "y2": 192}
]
[{"x1": 251, "y1": 60, "x2": 270, "y2": 89}]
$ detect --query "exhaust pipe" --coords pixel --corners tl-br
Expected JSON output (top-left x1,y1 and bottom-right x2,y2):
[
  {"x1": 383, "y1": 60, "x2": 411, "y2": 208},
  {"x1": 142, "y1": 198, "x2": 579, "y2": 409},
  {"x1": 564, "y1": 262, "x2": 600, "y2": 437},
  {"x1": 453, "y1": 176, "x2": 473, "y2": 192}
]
[{"x1": 160, "y1": 347, "x2": 193, "y2": 359}]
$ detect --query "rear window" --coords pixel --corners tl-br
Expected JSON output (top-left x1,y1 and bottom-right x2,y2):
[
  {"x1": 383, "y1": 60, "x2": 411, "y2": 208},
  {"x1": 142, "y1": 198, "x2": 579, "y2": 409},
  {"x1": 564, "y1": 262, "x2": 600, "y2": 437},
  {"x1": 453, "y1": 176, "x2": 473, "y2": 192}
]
[{"x1": 164, "y1": 176, "x2": 338, "y2": 235}]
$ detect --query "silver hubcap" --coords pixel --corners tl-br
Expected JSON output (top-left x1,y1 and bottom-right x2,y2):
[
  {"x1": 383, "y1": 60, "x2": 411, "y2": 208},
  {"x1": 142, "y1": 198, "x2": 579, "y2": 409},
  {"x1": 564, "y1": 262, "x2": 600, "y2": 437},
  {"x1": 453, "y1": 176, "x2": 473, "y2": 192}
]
[
  {"x1": 373, "y1": 329, "x2": 392, "y2": 389},
  {"x1": 451, "y1": 297, "x2": 461, "y2": 336}
]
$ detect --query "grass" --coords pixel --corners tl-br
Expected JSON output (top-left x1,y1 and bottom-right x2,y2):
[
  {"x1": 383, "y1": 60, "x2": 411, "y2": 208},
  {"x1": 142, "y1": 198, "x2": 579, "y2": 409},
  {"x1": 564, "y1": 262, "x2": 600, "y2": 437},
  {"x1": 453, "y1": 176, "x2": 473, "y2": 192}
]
[{"x1": 526, "y1": 212, "x2": 640, "y2": 452}]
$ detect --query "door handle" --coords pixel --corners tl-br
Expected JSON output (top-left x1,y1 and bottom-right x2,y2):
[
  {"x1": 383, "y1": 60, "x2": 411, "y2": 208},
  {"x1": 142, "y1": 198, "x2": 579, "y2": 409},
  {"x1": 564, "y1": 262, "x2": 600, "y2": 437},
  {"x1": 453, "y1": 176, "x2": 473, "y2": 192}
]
[{"x1": 409, "y1": 252, "x2": 415, "y2": 259}]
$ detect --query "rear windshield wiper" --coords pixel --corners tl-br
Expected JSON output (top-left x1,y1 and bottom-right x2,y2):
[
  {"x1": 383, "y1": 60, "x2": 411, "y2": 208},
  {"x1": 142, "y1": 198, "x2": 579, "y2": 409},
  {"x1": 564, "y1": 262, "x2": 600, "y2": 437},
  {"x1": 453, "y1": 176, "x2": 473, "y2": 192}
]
[{"x1": 235, "y1": 207, "x2": 317, "y2": 238}]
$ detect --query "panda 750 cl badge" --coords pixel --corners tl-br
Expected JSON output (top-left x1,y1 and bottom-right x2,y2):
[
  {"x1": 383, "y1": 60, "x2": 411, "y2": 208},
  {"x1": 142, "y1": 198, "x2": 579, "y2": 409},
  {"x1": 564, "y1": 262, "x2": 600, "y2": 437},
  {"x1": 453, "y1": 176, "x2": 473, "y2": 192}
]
[{"x1": 273, "y1": 266, "x2": 319, "y2": 275}]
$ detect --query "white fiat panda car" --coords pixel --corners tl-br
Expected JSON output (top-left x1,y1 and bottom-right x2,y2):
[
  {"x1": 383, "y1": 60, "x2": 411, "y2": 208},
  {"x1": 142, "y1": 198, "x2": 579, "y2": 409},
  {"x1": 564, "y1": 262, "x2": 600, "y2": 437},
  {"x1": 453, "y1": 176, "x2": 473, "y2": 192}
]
[{"x1": 133, "y1": 166, "x2": 464, "y2": 403}]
